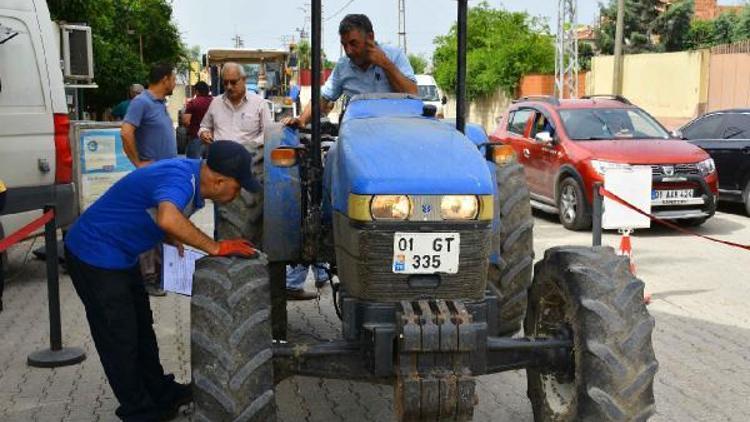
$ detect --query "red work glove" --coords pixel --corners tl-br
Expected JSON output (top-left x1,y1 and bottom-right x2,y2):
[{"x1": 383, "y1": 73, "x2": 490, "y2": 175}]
[{"x1": 214, "y1": 239, "x2": 256, "y2": 257}]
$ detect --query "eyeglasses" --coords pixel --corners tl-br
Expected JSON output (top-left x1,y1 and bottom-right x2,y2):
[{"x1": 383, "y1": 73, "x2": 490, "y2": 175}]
[{"x1": 223, "y1": 78, "x2": 243, "y2": 86}]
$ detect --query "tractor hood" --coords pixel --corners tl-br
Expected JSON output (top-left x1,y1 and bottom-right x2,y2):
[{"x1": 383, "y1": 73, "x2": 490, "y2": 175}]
[{"x1": 333, "y1": 116, "x2": 493, "y2": 196}]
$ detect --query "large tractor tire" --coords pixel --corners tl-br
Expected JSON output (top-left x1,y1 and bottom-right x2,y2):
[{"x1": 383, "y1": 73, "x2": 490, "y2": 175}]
[
  {"x1": 525, "y1": 246, "x2": 658, "y2": 421},
  {"x1": 216, "y1": 144, "x2": 264, "y2": 246},
  {"x1": 487, "y1": 161, "x2": 534, "y2": 336},
  {"x1": 191, "y1": 256, "x2": 277, "y2": 422}
]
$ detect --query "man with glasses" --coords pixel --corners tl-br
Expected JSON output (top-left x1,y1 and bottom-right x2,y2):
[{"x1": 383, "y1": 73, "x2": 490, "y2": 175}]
[{"x1": 196, "y1": 63, "x2": 317, "y2": 298}]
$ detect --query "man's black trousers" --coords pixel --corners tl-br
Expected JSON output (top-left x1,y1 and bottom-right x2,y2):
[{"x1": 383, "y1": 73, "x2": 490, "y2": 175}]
[{"x1": 65, "y1": 247, "x2": 182, "y2": 421}]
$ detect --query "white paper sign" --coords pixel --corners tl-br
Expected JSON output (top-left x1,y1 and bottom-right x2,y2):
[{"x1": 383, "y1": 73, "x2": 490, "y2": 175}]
[
  {"x1": 602, "y1": 167, "x2": 652, "y2": 230},
  {"x1": 162, "y1": 244, "x2": 207, "y2": 296}
]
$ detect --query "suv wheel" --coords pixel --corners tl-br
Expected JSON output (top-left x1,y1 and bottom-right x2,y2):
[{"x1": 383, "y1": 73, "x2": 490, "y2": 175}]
[
  {"x1": 744, "y1": 181, "x2": 750, "y2": 216},
  {"x1": 557, "y1": 177, "x2": 591, "y2": 231}
]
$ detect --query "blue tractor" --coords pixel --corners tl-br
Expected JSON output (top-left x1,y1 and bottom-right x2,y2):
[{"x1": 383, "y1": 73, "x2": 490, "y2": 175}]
[{"x1": 190, "y1": 2, "x2": 658, "y2": 421}]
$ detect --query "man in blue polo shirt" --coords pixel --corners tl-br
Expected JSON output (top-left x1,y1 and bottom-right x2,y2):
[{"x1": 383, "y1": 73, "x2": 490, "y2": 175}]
[
  {"x1": 284, "y1": 13, "x2": 417, "y2": 129},
  {"x1": 65, "y1": 141, "x2": 258, "y2": 422},
  {"x1": 122, "y1": 63, "x2": 179, "y2": 296}
]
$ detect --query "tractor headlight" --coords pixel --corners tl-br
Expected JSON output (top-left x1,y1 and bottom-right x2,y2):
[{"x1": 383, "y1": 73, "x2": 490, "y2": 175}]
[
  {"x1": 697, "y1": 158, "x2": 715, "y2": 176},
  {"x1": 440, "y1": 195, "x2": 479, "y2": 220},
  {"x1": 371, "y1": 195, "x2": 411, "y2": 220}
]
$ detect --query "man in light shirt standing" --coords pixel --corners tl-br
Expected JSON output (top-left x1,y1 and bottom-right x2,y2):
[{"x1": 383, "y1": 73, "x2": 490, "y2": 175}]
[{"x1": 198, "y1": 63, "x2": 315, "y2": 300}]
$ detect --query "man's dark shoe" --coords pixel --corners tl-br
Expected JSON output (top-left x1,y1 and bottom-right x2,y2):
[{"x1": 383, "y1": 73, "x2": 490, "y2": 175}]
[
  {"x1": 145, "y1": 284, "x2": 167, "y2": 297},
  {"x1": 314, "y1": 277, "x2": 330, "y2": 289},
  {"x1": 286, "y1": 288, "x2": 317, "y2": 301},
  {"x1": 159, "y1": 382, "x2": 193, "y2": 421}
]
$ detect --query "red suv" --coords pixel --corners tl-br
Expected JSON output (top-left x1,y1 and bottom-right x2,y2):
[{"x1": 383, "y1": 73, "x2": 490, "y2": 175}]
[{"x1": 490, "y1": 95, "x2": 718, "y2": 230}]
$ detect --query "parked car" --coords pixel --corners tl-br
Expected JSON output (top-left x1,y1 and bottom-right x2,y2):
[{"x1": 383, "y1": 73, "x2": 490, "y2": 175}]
[
  {"x1": 0, "y1": 0, "x2": 77, "y2": 241},
  {"x1": 490, "y1": 95, "x2": 718, "y2": 230},
  {"x1": 677, "y1": 109, "x2": 750, "y2": 216},
  {"x1": 415, "y1": 74, "x2": 447, "y2": 117}
]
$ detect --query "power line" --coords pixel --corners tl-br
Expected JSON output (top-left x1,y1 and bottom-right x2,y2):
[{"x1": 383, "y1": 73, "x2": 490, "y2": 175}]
[{"x1": 325, "y1": 0, "x2": 355, "y2": 22}]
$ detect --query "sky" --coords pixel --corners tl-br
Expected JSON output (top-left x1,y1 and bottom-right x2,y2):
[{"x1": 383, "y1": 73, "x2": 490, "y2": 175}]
[{"x1": 172, "y1": 0, "x2": 604, "y2": 60}]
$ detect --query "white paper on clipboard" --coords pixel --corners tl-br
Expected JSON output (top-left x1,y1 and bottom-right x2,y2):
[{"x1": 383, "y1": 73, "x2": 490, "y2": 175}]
[
  {"x1": 162, "y1": 244, "x2": 206, "y2": 296},
  {"x1": 602, "y1": 167, "x2": 652, "y2": 230}
]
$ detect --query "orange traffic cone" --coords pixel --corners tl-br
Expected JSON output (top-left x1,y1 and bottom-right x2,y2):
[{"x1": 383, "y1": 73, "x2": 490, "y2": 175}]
[{"x1": 617, "y1": 229, "x2": 651, "y2": 305}]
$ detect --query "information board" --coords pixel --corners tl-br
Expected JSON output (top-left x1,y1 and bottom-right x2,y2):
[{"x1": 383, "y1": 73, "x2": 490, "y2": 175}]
[{"x1": 77, "y1": 127, "x2": 135, "y2": 210}]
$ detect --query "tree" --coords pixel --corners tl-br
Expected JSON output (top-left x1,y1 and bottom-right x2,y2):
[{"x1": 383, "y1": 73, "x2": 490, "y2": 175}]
[
  {"x1": 734, "y1": 5, "x2": 750, "y2": 41},
  {"x1": 654, "y1": 0, "x2": 694, "y2": 52},
  {"x1": 432, "y1": 2, "x2": 554, "y2": 100},
  {"x1": 48, "y1": 0, "x2": 185, "y2": 116},
  {"x1": 578, "y1": 41, "x2": 595, "y2": 71},
  {"x1": 595, "y1": 0, "x2": 664, "y2": 54},
  {"x1": 686, "y1": 19, "x2": 716, "y2": 49},
  {"x1": 713, "y1": 11, "x2": 739, "y2": 45},
  {"x1": 408, "y1": 54, "x2": 428, "y2": 74}
]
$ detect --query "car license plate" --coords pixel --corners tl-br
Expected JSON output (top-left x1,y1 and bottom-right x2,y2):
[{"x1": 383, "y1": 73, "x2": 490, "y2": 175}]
[
  {"x1": 392, "y1": 233, "x2": 460, "y2": 274},
  {"x1": 651, "y1": 189, "x2": 693, "y2": 205}
]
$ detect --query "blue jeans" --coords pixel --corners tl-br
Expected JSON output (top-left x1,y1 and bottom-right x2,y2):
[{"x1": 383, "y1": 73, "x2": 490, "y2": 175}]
[
  {"x1": 286, "y1": 264, "x2": 328, "y2": 290},
  {"x1": 185, "y1": 137, "x2": 205, "y2": 159}
]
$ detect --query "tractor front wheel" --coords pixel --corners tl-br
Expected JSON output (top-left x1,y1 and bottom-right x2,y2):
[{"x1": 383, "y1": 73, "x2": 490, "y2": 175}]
[
  {"x1": 487, "y1": 161, "x2": 534, "y2": 336},
  {"x1": 525, "y1": 246, "x2": 658, "y2": 421},
  {"x1": 191, "y1": 256, "x2": 277, "y2": 421}
]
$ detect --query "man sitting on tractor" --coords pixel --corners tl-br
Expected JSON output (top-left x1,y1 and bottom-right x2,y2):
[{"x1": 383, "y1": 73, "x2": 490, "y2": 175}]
[
  {"x1": 283, "y1": 13, "x2": 418, "y2": 298},
  {"x1": 285, "y1": 13, "x2": 418, "y2": 129}
]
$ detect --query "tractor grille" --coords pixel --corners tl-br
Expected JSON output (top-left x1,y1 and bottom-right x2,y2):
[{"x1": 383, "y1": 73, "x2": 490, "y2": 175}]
[{"x1": 334, "y1": 217, "x2": 491, "y2": 302}]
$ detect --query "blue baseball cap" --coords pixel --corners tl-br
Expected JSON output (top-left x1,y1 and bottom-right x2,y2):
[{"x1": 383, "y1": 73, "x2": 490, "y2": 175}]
[{"x1": 206, "y1": 141, "x2": 262, "y2": 193}]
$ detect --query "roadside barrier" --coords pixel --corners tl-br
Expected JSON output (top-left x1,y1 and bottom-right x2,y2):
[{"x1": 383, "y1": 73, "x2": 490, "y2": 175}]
[
  {"x1": 0, "y1": 205, "x2": 85, "y2": 367},
  {"x1": 598, "y1": 186, "x2": 750, "y2": 252}
]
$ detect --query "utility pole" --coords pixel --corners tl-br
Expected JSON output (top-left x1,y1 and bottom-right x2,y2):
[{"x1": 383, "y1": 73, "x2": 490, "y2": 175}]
[
  {"x1": 612, "y1": 0, "x2": 625, "y2": 95},
  {"x1": 232, "y1": 34, "x2": 244, "y2": 48},
  {"x1": 398, "y1": 0, "x2": 407, "y2": 54},
  {"x1": 555, "y1": 0, "x2": 579, "y2": 99}
]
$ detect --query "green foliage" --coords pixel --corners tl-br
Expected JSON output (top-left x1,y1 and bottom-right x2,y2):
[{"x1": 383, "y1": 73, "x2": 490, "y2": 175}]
[
  {"x1": 714, "y1": 11, "x2": 740, "y2": 45},
  {"x1": 47, "y1": 0, "x2": 185, "y2": 116},
  {"x1": 686, "y1": 19, "x2": 716, "y2": 49},
  {"x1": 734, "y1": 6, "x2": 750, "y2": 41},
  {"x1": 596, "y1": 0, "x2": 664, "y2": 54},
  {"x1": 408, "y1": 54, "x2": 428, "y2": 74},
  {"x1": 578, "y1": 41, "x2": 595, "y2": 71},
  {"x1": 432, "y1": 2, "x2": 554, "y2": 100},
  {"x1": 654, "y1": 0, "x2": 694, "y2": 52}
]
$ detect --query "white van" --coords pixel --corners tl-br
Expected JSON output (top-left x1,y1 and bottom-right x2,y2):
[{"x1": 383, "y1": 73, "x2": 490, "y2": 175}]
[
  {"x1": 415, "y1": 74, "x2": 447, "y2": 117},
  {"x1": 0, "y1": 0, "x2": 76, "y2": 241}
]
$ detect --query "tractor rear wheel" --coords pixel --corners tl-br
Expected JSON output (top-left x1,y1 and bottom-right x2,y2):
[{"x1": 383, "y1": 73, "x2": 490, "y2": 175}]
[
  {"x1": 191, "y1": 256, "x2": 277, "y2": 421},
  {"x1": 525, "y1": 246, "x2": 657, "y2": 421},
  {"x1": 487, "y1": 161, "x2": 534, "y2": 336}
]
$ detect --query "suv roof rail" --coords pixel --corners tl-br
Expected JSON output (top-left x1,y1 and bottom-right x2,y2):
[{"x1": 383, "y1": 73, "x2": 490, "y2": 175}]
[
  {"x1": 581, "y1": 94, "x2": 632, "y2": 105},
  {"x1": 512, "y1": 95, "x2": 560, "y2": 106}
]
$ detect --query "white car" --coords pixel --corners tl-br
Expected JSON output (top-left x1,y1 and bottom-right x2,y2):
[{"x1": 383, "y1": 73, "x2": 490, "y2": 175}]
[
  {"x1": 0, "y1": 0, "x2": 77, "y2": 242},
  {"x1": 415, "y1": 74, "x2": 446, "y2": 117}
]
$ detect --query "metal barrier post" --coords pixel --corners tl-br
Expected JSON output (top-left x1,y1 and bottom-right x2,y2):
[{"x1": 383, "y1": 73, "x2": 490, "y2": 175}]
[
  {"x1": 592, "y1": 183, "x2": 603, "y2": 246},
  {"x1": 27, "y1": 204, "x2": 85, "y2": 368}
]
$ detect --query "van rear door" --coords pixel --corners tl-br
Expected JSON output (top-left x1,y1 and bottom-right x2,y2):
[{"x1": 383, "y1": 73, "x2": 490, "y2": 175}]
[{"x1": 0, "y1": 1, "x2": 56, "y2": 189}]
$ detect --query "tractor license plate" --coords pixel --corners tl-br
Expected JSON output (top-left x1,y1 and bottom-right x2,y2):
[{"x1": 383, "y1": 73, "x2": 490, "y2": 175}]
[
  {"x1": 651, "y1": 189, "x2": 694, "y2": 205},
  {"x1": 392, "y1": 233, "x2": 460, "y2": 274}
]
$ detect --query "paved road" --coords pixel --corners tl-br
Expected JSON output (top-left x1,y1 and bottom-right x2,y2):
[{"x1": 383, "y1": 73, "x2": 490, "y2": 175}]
[{"x1": 1, "y1": 202, "x2": 749, "y2": 421}]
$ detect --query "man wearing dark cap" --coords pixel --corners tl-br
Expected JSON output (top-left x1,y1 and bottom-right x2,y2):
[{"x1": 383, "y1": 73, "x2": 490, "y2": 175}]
[{"x1": 64, "y1": 141, "x2": 258, "y2": 421}]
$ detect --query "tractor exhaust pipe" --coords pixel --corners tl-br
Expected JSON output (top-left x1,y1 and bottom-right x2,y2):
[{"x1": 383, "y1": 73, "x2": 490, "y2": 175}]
[{"x1": 456, "y1": 0, "x2": 468, "y2": 134}]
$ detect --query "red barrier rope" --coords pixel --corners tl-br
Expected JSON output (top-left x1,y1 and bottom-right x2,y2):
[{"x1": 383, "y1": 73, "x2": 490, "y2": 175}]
[
  {"x1": 599, "y1": 186, "x2": 750, "y2": 252},
  {"x1": 0, "y1": 209, "x2": 55, "y2": 253}
]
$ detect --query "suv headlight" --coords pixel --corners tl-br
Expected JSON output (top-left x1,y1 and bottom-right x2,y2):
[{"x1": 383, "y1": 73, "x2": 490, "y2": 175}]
[
  {"x1": 590, "y1": 160, "x2": 632, "y2": 176},
  {"x1": 440, "y1": 195, "x2": 479, "y2": 220},
  {"x1": 371, "y1": 195, "x2": 411, "y2": 220},
  {"x1": 696, "y1": 158, "x2": 716, "y2": 176}
]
